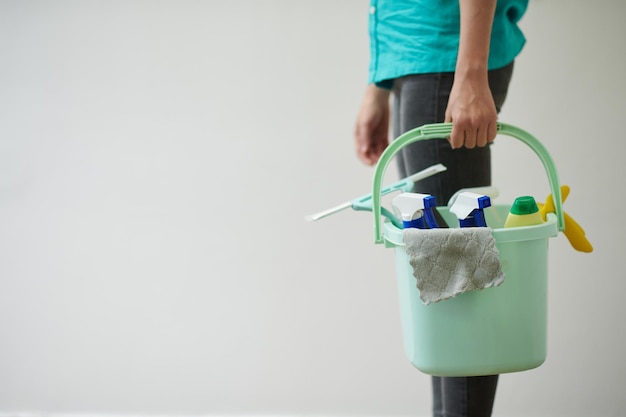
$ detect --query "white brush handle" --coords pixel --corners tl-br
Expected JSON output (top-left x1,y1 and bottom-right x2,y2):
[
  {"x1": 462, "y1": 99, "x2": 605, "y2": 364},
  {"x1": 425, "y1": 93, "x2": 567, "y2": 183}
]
[{"x1": 305, "y1": 163, "x2": 446, "y2": 222}]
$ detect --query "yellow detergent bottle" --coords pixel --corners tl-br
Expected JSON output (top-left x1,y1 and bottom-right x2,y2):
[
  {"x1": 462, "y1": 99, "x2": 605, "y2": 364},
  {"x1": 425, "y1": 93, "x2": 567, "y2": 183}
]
[{"x1": 504, "y1": 196, "x2": 544, "y2": 228}]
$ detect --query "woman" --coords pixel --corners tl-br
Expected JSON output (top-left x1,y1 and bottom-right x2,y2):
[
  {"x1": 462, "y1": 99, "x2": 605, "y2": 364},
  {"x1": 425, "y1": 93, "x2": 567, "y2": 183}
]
[{"x1": 353, "y1": 1, "x2": 529, "y2": 416}]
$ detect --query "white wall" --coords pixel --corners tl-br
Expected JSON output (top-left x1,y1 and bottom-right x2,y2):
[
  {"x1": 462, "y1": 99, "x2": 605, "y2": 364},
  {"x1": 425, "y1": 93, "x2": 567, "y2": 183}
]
[{"x1": 0, "y1": 1, "x2": 624, "y2": 416}]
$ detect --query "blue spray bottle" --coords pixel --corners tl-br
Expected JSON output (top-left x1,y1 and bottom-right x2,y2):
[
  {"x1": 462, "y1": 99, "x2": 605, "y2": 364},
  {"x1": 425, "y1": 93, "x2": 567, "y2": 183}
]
[
  {"x1": 449, "y1": 191, "x2": 491, "y2": 228},
  {"x1": 391, "y1": 193, "x2": 439, "y2": 229}
]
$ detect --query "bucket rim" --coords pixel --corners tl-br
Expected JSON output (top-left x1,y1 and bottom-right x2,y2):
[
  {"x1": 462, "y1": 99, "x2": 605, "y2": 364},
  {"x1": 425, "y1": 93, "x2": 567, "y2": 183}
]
[{"x1": 383, "y1": 207, "x2": 559, "y2": 247}]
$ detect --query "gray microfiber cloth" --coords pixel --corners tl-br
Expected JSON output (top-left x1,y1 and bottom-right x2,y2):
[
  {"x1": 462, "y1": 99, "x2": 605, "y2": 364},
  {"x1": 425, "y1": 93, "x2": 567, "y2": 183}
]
[{"x1": 402, "y1": 227, "x2": 505, "y2": 305}]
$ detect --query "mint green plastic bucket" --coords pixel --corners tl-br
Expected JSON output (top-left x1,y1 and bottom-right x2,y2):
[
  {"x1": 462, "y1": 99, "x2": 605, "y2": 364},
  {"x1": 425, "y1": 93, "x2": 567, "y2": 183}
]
[{"x1": 371, "y1": 123, "x2": 565, "y2": 377}]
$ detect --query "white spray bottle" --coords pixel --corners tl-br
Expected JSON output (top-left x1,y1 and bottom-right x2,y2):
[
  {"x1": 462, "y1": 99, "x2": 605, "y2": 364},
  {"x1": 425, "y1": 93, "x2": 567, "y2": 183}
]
[
  {"x1": 391, "y1": 193, "x2": 439, "y2": 229},
  {"x1": 449, "y1": 191, "x2": 491, "y2": 228}
]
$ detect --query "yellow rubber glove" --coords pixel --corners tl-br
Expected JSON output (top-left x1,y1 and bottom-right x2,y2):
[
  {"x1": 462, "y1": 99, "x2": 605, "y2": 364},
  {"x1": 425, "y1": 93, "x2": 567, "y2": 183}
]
[{"x1": 538, "y1": 185, "x2": 593, "y2": 253}]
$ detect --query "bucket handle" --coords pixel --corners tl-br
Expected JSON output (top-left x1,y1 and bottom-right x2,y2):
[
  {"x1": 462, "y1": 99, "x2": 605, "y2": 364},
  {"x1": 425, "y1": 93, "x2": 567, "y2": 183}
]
[{"x1": 372, "y1": 122, "x2": 565, "y2": 244}]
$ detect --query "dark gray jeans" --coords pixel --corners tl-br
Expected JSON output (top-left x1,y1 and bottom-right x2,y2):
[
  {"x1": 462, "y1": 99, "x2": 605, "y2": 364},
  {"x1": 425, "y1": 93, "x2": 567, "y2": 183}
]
[{"x1": 391, "y1": 61, "x2": 514, "y2": 417}]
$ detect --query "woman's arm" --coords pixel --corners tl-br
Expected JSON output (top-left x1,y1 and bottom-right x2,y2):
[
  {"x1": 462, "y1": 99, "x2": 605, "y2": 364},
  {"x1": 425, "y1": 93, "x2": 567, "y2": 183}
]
[{"x1": 445, "y1": 0, "x2": 498, "y2": 149}]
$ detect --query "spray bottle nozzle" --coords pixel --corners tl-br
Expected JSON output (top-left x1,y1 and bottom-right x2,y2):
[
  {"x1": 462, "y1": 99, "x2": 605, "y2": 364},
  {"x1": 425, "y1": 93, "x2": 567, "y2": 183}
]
[
  {"x1": 449, "y1": 191, "x2": 491, "y2": 228},
  {"x1": 391, "y1": 193, "x2": 439, "y2": 229}
]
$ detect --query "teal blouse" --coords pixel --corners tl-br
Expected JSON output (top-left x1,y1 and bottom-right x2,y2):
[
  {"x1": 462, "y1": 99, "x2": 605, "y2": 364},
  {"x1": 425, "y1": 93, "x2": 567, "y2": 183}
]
[{"x1": 368, "y1": 0, "x2": 528, "y2": 88}]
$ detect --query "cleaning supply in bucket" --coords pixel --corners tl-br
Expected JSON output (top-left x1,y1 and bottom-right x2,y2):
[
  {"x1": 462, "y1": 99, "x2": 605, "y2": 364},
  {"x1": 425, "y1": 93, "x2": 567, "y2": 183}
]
[
  {"x1": 305, "y1": 163, "x2": 447, "y2": 223},
  {"x1": 400, "y1": 190, "x2": 504, "y2": 305},
  {"x1": 538, "y1": 185, "x2": 593, "y2": 252},
  {"x1": 402, "y1": 227, "x2": 505, "y2": 304},
  {"x1": 449, "y1": 191, "x2": 491, "y2": 228},
  {"x1": 504, "y1": 196, "x2": 544, "y2": 228},
  {"x1": 391, "y1": 193, "x2": 439, "y2": 229}
]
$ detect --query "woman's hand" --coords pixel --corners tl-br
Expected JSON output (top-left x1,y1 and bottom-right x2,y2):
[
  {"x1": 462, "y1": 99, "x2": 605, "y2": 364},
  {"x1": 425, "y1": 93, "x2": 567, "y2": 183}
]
[
  {"x1": 354, "y1": 84, "x2": 390, "y2": 165},
  {"x1": 445, "y1": 69, "x2": 498, "y2": 149},
  {"x1": 445, "y1": 0, "x2": 498, "y2": 149}
]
